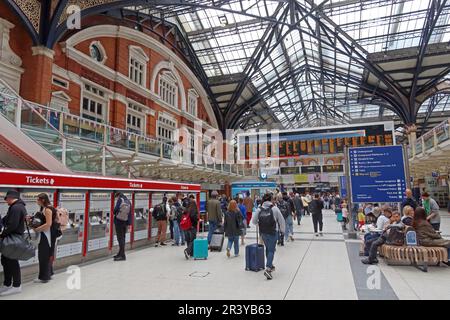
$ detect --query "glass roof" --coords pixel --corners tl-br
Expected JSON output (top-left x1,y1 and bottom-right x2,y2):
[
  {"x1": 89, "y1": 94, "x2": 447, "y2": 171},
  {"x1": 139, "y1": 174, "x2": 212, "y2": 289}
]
[{"x1": 130, "y1": 0, "x2": 450, "y2": 129}]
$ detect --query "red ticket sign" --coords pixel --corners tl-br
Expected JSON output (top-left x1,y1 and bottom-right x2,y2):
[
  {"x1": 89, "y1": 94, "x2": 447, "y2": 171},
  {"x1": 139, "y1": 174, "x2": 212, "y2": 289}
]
[{"x1": 0, "y1": 169, "x2": 201, "y2": 192}]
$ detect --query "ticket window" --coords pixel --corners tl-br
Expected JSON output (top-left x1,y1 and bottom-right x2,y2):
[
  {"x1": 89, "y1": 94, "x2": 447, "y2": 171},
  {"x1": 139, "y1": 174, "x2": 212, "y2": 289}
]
[
  {"x1": 113, "y1": 192, "x2": 132, "y2": 246},
  {"x1": 88, "y1": 193, "x2": 110, "y2": 252},
  {"x1": 57, "y1": 192, "x2": 86, "y2": 258},
  {"x1": 0, "y1": 190, "x2": 52, "y2": 219},
  {"x1": 134, "y1": 193, "x2": 149, "y2": 241},
  {"x1": 199, "y1": 192, "x2": 207, "y2": 214}
]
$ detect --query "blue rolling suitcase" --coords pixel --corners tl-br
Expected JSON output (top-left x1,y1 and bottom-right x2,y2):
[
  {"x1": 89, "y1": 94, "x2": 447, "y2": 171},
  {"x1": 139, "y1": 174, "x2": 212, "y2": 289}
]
[
  {"x1": 193, "y1": 220, "x2": 208, "y2": 260},
  {"x1": 336, "y1": 209, "x2": 343, "y2": 222},
  {"x1": 245, "y1": 227, "x2": 265, "y2": 271}
]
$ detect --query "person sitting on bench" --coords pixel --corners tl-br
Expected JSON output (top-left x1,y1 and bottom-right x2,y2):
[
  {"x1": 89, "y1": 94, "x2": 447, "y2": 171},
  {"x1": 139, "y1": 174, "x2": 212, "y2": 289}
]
[
  {"x1": 401, "y1": 205, "x2": 414, "y2": 227},
  {"x1": 362, "y1": 211, "x2": 404, "y2": 265},
  {"x1": 414, "y1": 207, "x2": 450, "y2": 266}
]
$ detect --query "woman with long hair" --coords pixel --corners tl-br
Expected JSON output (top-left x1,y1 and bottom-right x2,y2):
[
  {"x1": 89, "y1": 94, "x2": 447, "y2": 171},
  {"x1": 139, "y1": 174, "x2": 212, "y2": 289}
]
[
  {"x1": 413, "y1": 207, "x2": 450, "y2": 266},
  {"x1": 32, "y1": 193, "x2": 57, "y2": 283},
  {"x1": 223, "y1": 200, "x2": 243, "y2": 258},
  {"x1": 183, "y1": 199, "x2": 199, "y2": 259}
]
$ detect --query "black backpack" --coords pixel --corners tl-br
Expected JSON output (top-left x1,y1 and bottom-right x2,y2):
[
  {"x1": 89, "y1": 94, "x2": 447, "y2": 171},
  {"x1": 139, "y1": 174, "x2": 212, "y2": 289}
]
[
  {"x1": 152, "y1": 204, "x2": 166, "y2": 220},
  {"x1": 258, "y1": 206, "x2": 276, "y2": 235},
  {"x1": 175, "y1": 204, "x2": 184, "y2": 223},
  {"x1": 278, "y1": 200, "x2": 290, "y2": 219},
  {"x1": 385, "y1": 226, "x2": 405, "y2": 246}
]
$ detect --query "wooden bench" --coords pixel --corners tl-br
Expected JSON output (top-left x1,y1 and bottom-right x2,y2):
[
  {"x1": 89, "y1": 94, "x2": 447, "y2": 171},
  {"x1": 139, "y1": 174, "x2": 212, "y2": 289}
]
[{"x1": 379, "y1": 245, "x2": 448, "y2": 272}]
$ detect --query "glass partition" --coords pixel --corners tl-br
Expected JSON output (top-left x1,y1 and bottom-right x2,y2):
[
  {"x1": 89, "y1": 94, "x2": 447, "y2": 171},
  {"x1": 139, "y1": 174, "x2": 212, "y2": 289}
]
[
  {"x1": 134, "y1": 193, "x2": 150, "y2": 241},
  {"x1": 57, "y1": 192, "x2": 85, "y2": 258},
  {"x1": 87, "y1": 193, "x2": 110, "y2": 252},
  {"x1": 0, "y1": 94, "x2": 17, "y2": 123},
  {"x1": 65, "y1": 142, "x2": 103, "y2": 173}
]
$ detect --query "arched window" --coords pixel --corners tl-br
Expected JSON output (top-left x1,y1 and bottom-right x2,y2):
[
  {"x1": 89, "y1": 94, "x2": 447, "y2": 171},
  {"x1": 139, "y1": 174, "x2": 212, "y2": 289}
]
[
  {"x1": 157, "y1": 113, "x2": 177, "y2": 142},
  {"x1": 126, "y1": 103, "x2": 146, "y2": 135},
  {"x1": 129, "y1": 46, "x2": 149, "y2": 87},
  {"x1": 159, "y1": 71, "x2": 178, "y2": 108},
  {"x1": 326, "y1": 159, "x2": 334, "y2": 165},
  {"x1": 188, "y1": 89, "x2": 198, "y2": 117}
]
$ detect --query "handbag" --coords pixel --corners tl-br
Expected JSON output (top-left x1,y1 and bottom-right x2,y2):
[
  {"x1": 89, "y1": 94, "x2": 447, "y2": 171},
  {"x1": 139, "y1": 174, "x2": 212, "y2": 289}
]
[
  {"x1": 0, "y1": 223, "x2": 36, "y2": 260},
  {"x1": 29, "y1": 211, "x2": 45, "y2": 229},
  {"x1": 385, "y1": 226, "x2": 405, "y2": 246}
]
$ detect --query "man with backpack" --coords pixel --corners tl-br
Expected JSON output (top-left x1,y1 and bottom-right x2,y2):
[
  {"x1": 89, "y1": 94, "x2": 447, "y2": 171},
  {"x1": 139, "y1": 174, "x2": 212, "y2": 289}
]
[
  {"x1": 152, "y1": 197, "x2": 168, "y2": 247},
  {"x1": 252, "y1": 193, "x2": 286, "y2": 280},
  {"x1": 277, "y1": 193, "x2": 295, "y2": 244},
  {"x1": 206, "y1": 191, "x2": 223, "y2": 245},
  {"x1": 113, "y1": 192, "x2": 132, "y2": 261}
]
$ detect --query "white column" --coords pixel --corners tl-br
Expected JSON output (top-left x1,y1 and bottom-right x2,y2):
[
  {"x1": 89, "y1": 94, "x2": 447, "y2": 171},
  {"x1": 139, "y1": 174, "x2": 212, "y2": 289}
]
[
  {"x1": 0, "y1": 18, "x2": 24, "y2": 93},
  {"x1": 15, "y1": 98, "x2": 22, "y2": 128},
  {"x1": 62, "y1": 138, "x2": 67, "y2": 166}
]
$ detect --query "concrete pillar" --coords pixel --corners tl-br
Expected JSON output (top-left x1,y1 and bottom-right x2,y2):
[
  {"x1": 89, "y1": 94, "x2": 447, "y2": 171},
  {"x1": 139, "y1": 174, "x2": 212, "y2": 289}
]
[{"x1": 406, "y1": 124, "x2": 417, "y2": 157}]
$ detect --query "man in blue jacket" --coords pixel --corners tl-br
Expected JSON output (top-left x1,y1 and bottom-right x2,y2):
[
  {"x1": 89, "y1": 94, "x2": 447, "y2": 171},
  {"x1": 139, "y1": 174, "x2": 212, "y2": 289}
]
[{"x1": 113, "y1": 192, "x2": 132, "y2": 261}]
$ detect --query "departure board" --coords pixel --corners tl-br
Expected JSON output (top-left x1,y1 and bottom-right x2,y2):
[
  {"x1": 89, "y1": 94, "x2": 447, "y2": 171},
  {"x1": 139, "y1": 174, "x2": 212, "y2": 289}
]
[{"x1": 237, "y1": 122, "x2": 394, "y2": 161}]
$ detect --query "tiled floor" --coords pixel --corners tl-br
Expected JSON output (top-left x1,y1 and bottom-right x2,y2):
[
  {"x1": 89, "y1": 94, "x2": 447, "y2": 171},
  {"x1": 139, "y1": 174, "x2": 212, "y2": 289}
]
[{"x1": 2, "y1": 210, "x2": 449, "y2": 300}]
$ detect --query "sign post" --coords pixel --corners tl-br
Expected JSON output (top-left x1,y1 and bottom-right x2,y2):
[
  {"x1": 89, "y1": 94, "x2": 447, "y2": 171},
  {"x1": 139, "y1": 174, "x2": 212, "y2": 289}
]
[
  {"x1": 343, "y1": 147, "x2": 357, "y2": 239},
  {"x1": 339, "y1": 176, "x2": 347, "y2": 199},
  {"x1": 348, "y1": 145, "x2": 407, "y2": 204}
]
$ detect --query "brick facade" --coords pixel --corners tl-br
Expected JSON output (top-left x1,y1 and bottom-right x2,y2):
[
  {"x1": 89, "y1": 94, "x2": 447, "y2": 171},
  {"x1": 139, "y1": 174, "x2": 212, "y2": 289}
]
[{"x1": 0, "y1": 4, "x2": 217, "y2": 142}]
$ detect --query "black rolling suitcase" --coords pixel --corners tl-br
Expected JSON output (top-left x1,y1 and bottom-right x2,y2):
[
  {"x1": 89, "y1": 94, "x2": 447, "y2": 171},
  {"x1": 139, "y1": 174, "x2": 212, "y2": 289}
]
[
  {"x1": 209, "y1": 225, "x2": 224, "y2": 252},
  {"x1": 245, "y1": 226, "x2": 265, "y2": 271}
]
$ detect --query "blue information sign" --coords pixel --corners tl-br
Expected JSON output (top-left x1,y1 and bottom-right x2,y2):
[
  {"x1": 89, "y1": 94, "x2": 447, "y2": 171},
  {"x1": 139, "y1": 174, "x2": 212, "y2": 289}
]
[
  {"x1": 339, "y1": 176, "x2": 347, "y2": 198},
  {"x1": 349, "y1": 145, "x2": 407, "y2": 203}
]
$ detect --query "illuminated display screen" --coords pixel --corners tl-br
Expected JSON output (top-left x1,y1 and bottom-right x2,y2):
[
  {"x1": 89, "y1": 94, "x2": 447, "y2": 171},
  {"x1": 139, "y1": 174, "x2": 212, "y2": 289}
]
[{"x1": 237, "y1": 122, "x2": 394, "y2": 161}]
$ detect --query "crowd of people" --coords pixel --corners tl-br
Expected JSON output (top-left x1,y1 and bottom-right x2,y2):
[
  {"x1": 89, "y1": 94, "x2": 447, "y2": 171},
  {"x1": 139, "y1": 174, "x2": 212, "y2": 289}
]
[
  {"x1": 0, "y1": 187, "x2": 448, "y2": 295},
  {"x1": 207, "y1": 190, "x2": 351, "y2": 280},
  {"x1": 360, "y1": 189, "x2": 450, "y2": 266}
]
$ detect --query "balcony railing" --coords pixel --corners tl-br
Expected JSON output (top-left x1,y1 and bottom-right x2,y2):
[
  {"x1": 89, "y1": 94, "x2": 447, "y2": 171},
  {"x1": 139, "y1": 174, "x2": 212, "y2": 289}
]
[
  {"x1": 0, "y1": 79, "x2": 243, "y2": 178},
  {"x1": 409, "y1": 119, "x2": 450, "y2": 159}
]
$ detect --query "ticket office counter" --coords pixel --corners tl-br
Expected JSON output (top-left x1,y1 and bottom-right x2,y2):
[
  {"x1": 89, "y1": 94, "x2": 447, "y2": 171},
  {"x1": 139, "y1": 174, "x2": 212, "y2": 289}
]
[
  {"x1": 133, "y1": 193, "x2": 151, "y2": 243},
  {"x1": 0, "y1": 168, "x2": 201, "y2": 280},
  {"x1": 0, "y1": 189, "x2": 85, "y2": 268},
  {"x1": 87, "y1": 192, "x2": 111, "y2": 254},
  {"x1": 0, "y1": 190, "x2": 55, "y2": 267},
  {"x1": 0, "y1": 188, "x2": 189, "y2": 264}
]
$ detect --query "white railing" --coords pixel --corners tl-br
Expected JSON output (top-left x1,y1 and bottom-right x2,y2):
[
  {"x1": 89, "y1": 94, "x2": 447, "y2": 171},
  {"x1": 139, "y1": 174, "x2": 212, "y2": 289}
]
[
  {"x1": 0, "y1": 78, "x2": 242, "y2": 177},
  {"x1": 409, "y1": 119, "x2": 450, "y2": 159}
]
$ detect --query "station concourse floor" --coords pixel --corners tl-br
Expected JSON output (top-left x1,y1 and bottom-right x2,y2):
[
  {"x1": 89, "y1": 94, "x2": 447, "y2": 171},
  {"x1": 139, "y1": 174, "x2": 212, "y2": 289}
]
[{"x1": 3, "y1": 210, "x2": 450, "y2": 300}]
